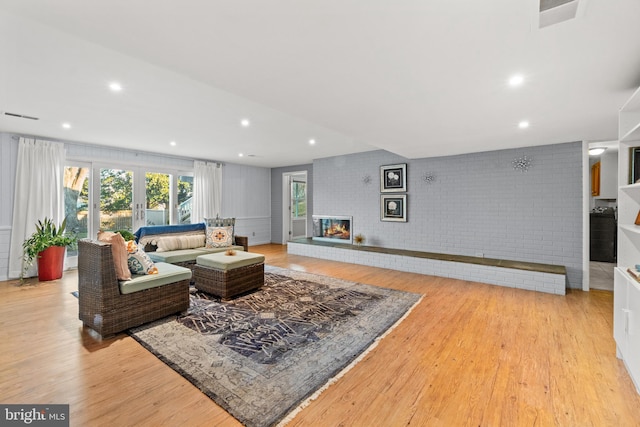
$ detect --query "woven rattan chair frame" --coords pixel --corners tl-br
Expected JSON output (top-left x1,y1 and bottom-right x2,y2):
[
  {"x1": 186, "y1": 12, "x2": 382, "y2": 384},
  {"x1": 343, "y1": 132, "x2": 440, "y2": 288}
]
[{"x1": 78, "y1": 239, "x2": 190, "y2": 337}]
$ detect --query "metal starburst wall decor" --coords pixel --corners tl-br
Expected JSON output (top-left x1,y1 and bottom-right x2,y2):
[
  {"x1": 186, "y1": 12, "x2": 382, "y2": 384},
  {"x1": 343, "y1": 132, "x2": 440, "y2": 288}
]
[
  {"x1": 512, "y1": 155, "x2": 532, "y2": 172},
  {"x1": 422, "y1": 172, "x2": 436, "y2": 183}
]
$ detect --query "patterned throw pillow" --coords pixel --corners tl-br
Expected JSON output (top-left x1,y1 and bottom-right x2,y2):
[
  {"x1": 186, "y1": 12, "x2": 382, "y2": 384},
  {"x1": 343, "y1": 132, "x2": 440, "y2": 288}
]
[
  {"x1": 126, "y1": 240, "x2": 158, "y2": 275},
  {"x1": 205, "y1": 226, "x2": 233, "y2": 248}
]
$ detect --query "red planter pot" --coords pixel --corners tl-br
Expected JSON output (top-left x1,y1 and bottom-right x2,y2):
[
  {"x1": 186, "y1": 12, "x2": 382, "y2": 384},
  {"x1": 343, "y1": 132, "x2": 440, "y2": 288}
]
[{"x1": 37, "y1": 246, "x2": 66, "y2": 281}]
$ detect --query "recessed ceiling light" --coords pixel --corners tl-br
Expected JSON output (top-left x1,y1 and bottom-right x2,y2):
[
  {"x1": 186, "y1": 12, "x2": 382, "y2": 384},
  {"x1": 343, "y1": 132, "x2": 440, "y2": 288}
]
[
  {"x1": 518, "y1": 120, "x2": 530, "y2": 129},
  {"x1": 61, "y1": 122, "x2": 71, "y2": 129},
  {"x1": 589, "y1": 147, "x2": 606, "y2": 156},
  {"x1": 240, "y1": 119, "x2": 250, "y2": 127},
  {"x1": 238, "y1": 153, "x2": 244, "y2": 157},
  {"x1": 109, "y1": 82, "x2": 122, "y2": 92},
  {"x1": 509, "y1": 74, "x2": 524, "y2": 87},
  {"x1": 309, "y1": 139, "x2": 316, "y2": 145},
  {"x1": 169, "y1": 141, "x2": 177, "y2": 146}
]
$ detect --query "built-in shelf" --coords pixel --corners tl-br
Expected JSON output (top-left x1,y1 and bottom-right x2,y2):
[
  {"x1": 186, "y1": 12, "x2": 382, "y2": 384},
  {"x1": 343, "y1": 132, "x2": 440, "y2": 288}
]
[
  {"x1": 620, "y1": 224, "x2": 640, "y2": 235},
  {"x1": 620, "y1": 86, "x2": 640, "y2": 142},
  {"x1": 621, "y1": 123, "x2": 640, "y2": 143},
  {"x1": 620, "y1": 183, "x2": 640, "y2": 191},
  {"x1": 614, "y1": 85, "x2": 640, "y2": 395}
]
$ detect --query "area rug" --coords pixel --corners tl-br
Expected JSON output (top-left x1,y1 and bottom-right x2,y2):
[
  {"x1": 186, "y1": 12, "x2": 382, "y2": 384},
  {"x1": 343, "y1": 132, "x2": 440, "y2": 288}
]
[{"x1": 129, "y1": 266, "x2": 422, "y2": 427}]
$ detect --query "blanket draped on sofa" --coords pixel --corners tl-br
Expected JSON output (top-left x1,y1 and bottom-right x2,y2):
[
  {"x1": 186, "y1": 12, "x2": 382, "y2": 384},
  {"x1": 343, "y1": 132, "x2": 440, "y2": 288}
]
[{"x1": 134, "y1": 223, "x2": 206, "y2": 243}]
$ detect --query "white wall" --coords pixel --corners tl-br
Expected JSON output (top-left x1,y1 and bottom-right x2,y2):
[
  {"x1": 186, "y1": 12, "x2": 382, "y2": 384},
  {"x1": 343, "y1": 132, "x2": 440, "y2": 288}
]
[
  {"x1": 0, "y1": 132, "x2": 272, "y2": 279},
  {"x1": 223, "y1": 163, "x2": 271, "y2": 245},
  {"x1": 595, "y1": 148, "x2": 618, "y2": 200},
  {"x1": 0, "y1": 134, "x2": 18, "y2": 281}
]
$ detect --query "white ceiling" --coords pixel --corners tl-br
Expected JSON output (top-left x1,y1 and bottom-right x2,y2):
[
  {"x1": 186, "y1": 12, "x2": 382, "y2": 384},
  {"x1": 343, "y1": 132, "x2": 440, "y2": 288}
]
[{"x1": 1, "y1": 0, "x2": 639, "y2": 168}]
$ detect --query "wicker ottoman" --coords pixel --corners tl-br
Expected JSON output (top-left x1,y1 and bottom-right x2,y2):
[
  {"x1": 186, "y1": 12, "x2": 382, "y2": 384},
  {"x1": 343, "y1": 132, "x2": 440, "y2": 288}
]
[{"x1": 193, "y1": 251, "x2": 265, "y2": 300}]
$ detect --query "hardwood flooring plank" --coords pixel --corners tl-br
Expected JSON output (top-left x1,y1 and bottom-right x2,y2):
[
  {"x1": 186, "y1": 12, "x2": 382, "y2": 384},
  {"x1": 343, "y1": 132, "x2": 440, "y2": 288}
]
[{"x1": 1, "y1": 244, "x2": 639, "y2": 426}]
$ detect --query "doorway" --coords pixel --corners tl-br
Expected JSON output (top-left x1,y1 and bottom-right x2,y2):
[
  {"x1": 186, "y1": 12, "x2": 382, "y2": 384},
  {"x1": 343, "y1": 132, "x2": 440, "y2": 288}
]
[
  {"x1": 282, "y1": 171, "x2": 307, "y2": 243},
  {"x1": 587, "y1": 141, "x2": 618, "y2": 291}
]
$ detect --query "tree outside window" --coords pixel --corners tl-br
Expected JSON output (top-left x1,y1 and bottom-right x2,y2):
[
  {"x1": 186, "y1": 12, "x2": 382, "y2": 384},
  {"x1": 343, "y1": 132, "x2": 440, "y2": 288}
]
[{"x1": 292, "y1": 181, "x2": 306, "y2": 218}]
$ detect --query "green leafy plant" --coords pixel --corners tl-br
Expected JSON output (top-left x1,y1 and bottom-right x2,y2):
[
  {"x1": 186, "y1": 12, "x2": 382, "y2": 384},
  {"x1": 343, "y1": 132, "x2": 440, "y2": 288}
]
[
  {"x1": 115, "y1": 230, "x2": 135, "y2": 241},
  {"x1": 22, "y1": 217, "x2": 77, "y2": 270}
]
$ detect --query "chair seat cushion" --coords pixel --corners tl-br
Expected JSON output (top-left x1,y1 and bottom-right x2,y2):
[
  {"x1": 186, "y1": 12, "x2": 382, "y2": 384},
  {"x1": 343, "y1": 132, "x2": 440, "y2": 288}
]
[
  {"x1": 119, "y1": 262, "x2": 192, "y2": 294},
  {"x1": 196, "y1": 251, "x2": 265, "y2": 271}
]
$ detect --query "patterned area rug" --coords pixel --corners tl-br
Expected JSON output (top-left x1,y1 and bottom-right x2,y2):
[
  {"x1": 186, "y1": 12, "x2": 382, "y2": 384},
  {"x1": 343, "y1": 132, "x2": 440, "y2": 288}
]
[{"x1": 129, "y1": 266, "x2": 422, "y2": 427}]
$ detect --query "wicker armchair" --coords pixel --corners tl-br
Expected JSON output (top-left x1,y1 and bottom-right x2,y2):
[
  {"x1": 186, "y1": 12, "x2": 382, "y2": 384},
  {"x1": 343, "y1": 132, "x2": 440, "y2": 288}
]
[{"x1": 78, "y1": 239, "x2": 190, "y2": 337}]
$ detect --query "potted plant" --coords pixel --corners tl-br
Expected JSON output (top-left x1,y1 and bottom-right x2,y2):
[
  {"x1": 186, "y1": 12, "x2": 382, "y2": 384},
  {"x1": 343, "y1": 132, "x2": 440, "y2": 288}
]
[{"x1": 22, "y1": 217, "x2": 77, "y2": 281}]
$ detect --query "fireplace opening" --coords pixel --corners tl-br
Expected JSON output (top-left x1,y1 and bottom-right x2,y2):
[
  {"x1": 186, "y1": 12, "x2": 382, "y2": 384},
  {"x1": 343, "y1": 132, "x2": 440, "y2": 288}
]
[{"x1": 312, "y1": 215, "x2": 352, "y2": 244}]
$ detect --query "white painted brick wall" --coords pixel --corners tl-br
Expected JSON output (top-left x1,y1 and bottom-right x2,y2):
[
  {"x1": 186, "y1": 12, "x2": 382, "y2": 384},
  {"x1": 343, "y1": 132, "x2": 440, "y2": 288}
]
[{"x1": 313, "y1": 143, "x2": 582, "y2": 288}]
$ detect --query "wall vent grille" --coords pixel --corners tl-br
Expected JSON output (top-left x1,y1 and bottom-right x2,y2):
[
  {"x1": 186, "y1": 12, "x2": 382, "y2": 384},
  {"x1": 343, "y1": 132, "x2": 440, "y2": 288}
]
[
  {"x1": 540, "y1": 0, "x2": 574, "y2": 12},
  {"x1": 539, "y1": 0, "x2": 580, "y2": 28},
  {"x1": 3, "y1": 112, "x2": 39, "y2": 120}
]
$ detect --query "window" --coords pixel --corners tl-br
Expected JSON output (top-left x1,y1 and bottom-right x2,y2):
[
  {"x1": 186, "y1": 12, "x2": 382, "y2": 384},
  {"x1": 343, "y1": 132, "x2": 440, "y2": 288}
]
[
  {"x1": 178, "y1": 175, "x2": 193, "y2": 224},
  {"x1": 99, "y1": 167, "x2": 134, "y2": 232},
  {"x1": 64, "y1": 165, "x2": 90, "y2": 267},
  {"x1": 65, "y1": 157, "x2": 194, "y2": 238},
  {"x1": 291, "y1": 181, "x2": 306, "y2": 218},
  {"x1": 145, "y1": 172, "x2": 170, "y2": 226}
]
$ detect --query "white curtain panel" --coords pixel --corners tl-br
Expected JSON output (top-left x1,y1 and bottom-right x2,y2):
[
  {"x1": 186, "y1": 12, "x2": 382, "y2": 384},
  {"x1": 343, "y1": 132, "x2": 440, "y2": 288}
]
[
  {"x1": 192, "y1": 160, "x2": 222, "y2": 224},
  {"x1": 8, "y1": 138, "x2": 66, "y2": 279}
]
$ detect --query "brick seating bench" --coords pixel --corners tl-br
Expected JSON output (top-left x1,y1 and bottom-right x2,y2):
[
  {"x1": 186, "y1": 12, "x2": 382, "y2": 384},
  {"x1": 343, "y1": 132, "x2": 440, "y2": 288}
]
[
  {"x1": 287, "y1": 238, "x2": 568, "y2": 295},
  {"x1": 193, "y1": 251, "x2": 265, "y2": 300}
]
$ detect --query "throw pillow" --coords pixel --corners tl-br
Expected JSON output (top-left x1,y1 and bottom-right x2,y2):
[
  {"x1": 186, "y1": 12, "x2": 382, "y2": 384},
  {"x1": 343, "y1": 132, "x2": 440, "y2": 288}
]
[
  {"x1": 97, "y1": 231, "x2": 132, "y2": 281},
  {"x1": 206, "y1": 225, "x2": 233, "y2": 248},
  {"x1": 156, "y1": 234, "x2": 205, "y2": 252},
  {"x1": 126, "y1": 240, "x2": 159, "y2": 275}
]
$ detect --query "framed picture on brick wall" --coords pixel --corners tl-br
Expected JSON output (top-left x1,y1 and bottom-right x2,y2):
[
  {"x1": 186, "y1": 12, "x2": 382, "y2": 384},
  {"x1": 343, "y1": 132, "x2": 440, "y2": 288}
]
[
  {"x1": 381, "y1": 194, "x2": 407, "y2": 222},
  {"x1": 380, "y1": 163, "x2": 407, "y2": 192}
]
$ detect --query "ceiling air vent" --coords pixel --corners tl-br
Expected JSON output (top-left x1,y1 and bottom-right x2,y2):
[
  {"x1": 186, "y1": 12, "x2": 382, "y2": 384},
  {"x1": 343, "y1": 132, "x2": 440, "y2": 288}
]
[
  {"x1": 3, "y1": 111, "x2": 39, "y2": 120},
  {"x1": 539, "y1": 0, "x2": 580, "y2": 28}
]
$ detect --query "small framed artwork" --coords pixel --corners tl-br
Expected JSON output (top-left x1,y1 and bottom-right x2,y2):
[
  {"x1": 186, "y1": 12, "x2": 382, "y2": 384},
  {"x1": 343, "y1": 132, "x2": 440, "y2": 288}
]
[
  {"x1": 380, "y1": 163, "x2": 407, "y2": 192},
  {"x1": 381, "y1": 194, "x2": 407, "y2": 222}
]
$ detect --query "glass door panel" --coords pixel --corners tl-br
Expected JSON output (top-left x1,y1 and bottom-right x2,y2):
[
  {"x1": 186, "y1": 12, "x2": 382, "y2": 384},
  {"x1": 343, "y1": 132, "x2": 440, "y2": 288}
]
[
  {"x1": 64, "y1": 165, "x2": 90, "y2": 267},
  {"x1": 99, "y1": 168, "x2": 134, "y2": 232},
  {"x1": 178, "y1": 175, "x2": 193, "y2": 224},
  {"x1": 290, "y1": 177, "x2": 307, "y2": 240},
  {"x1": 145, "y1": 172, "x2": 170, "y2": 226}
]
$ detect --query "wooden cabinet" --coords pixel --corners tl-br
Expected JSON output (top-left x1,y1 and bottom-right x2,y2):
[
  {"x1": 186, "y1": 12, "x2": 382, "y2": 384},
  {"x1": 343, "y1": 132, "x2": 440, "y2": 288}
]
[
  {"x1": 614, "y1": 268, "x2": 640, "y2": 392},
  {"x1": 615, "y1": 85, "x2": 640, "y2": 394},
  {"x1": 591, "y1": 162, "x2": 601, "y2": 196}
]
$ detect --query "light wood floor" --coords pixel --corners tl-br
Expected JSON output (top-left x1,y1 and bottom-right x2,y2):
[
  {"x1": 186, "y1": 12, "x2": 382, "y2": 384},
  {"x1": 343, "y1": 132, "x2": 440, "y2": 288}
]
[{"x1": 2, "y1": 244, "x2": 639, "y2": 426}]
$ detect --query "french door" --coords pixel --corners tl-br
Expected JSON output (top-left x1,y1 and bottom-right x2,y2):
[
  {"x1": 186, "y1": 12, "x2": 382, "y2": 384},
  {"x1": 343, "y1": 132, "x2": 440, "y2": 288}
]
[
  {"x1": 64, "y1": 163, "x2": 91, "y2": 268},
  {"x1": 64, "y1": 162, "x2": 193, "y2": 265},
  {"x1": 64, "y1": 162, "x2": 193, "y2": 238},
  {"x1": 93, "y1": 165, "x2": 180, "y2": 233}
]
